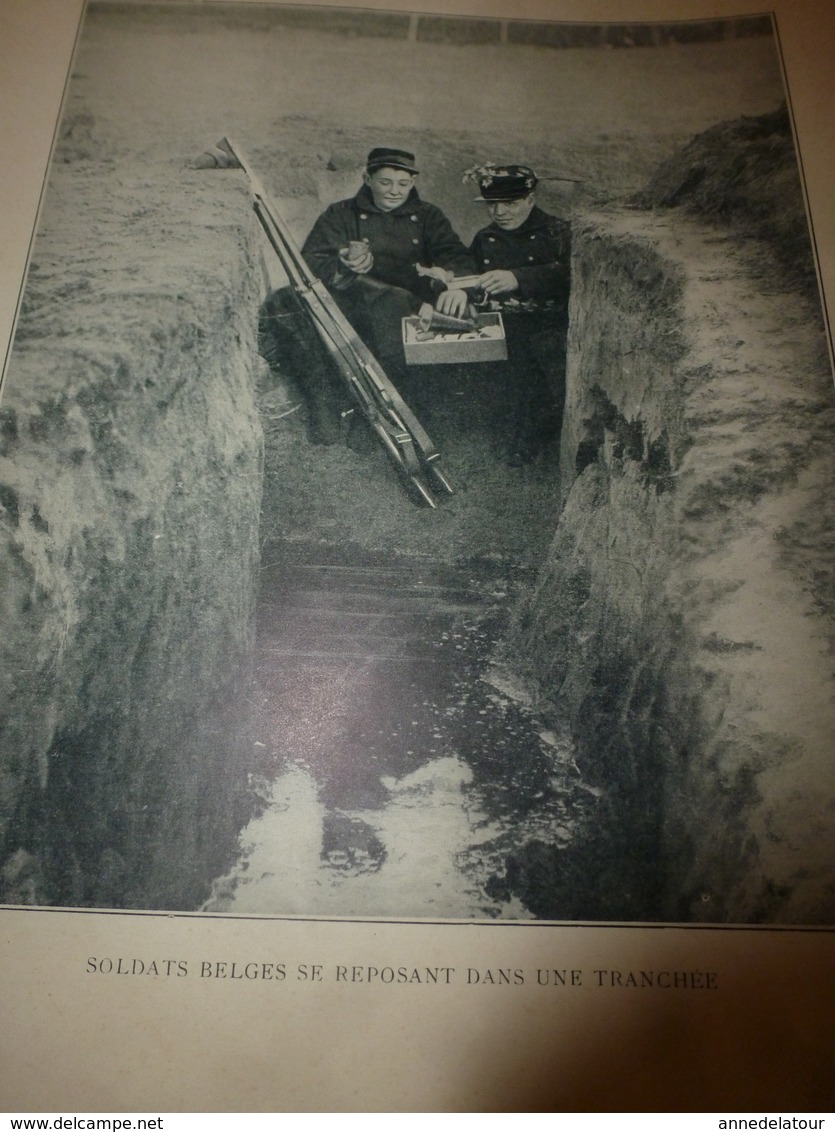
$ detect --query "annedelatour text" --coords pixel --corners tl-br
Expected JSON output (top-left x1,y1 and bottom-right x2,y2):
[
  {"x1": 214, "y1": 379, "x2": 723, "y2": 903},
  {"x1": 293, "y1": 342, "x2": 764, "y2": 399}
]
[{"x1": 718, "y1": 1121, "x2": 826, "y2": 1129}]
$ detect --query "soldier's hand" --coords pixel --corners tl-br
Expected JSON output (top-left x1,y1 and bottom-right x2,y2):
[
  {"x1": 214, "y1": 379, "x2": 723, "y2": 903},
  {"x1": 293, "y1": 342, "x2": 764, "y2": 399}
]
[
  {"x1": 478, "y1": 269, "x2": 519, "y2": 296},
  {"x1": 338, "y1": 240, "x2": 374, "y2": 274},
  {"x1": 435, "y1": 289, "x2": 469, "y2": 318}
]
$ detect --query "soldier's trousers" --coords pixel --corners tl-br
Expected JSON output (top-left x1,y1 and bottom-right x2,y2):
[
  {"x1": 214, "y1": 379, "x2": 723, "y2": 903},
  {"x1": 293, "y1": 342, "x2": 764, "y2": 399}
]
[{"x1": 330, "y1": 275, "x2": 421, "y2": 379}]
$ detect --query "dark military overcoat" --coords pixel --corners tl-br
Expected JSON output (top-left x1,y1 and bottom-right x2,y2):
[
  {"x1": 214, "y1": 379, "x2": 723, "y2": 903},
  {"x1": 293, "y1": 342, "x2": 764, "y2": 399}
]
[
  {"x1": 470, "y1": 204, "x2": 572, "y2": 460},
  {"x1": 470, "y1": 204, "x2": 571, "y2": 315}
]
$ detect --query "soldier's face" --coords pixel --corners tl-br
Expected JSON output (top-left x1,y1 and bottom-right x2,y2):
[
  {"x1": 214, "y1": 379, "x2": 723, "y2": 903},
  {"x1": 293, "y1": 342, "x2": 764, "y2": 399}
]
[
  {"x1": 364, "y1": 167, "x2": 417, "y2": 212},
  {"x1": 486, "y1": 193, "x2": 536, "y2": 230}
]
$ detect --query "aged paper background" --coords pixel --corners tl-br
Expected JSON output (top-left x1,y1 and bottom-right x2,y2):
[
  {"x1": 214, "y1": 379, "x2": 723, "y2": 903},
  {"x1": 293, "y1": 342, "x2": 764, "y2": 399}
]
[{"x1": 1, "y1": 0, "x2": 833, "y2": 1112}]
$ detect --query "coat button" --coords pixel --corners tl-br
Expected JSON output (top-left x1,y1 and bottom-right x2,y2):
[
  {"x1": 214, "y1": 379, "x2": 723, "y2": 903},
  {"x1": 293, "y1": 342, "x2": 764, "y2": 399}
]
[
  {"x1": 528, "y1": 255, "x2": 534, "y2": 261},
  {"x1": 412, "y1": 238, "x2": 419, "y2": 244},
  {"x1": 360, "y1": 213, "x2": 367, "y2": 220},
  {"x1": 411, "y1": 214, "x2": 418, "y2": 221},
  {"x1": 530, "y1": 234, "x2": 536, "y2": 240},
  {"x1": 483, "y1": 259, "x2": 490, "y2": 265},
  {"x1": 488, "y1": 236, "x2": 495, "y2": 242}
]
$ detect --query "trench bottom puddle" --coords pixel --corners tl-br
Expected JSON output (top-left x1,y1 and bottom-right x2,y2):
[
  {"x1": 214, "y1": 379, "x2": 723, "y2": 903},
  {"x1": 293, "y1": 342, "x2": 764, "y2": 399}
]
[{"x1": 204, "y1": 542, "x2": 600, "y2": 919}]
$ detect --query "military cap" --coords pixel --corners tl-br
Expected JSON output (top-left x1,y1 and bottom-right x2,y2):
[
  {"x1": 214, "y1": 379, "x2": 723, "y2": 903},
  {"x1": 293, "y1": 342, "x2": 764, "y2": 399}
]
[
  {"x1": 366, "y1": 147, "x2": 419, "y2": 174},
  {"x1": 471, "y1": 164, "x2": 538, "y2": 201}
]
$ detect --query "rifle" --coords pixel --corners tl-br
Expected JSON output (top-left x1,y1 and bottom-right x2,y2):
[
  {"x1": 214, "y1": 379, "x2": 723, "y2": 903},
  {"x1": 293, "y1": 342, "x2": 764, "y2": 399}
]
[{"x1": 221, "y1": 137, "x2": 453, "y2": 509}]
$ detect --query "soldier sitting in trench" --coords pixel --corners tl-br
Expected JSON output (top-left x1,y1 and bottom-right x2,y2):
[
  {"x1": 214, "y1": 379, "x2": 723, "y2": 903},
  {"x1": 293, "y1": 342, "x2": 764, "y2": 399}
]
[
  {"x1": 260, "y1": 146, "x2": 474, "y2": 445},
  {"x1": 444, "y1": 162, "x2": 571, "y2": 466}
]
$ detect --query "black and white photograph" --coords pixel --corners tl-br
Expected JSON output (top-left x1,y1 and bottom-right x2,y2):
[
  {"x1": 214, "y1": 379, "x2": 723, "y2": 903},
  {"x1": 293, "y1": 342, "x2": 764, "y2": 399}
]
[
  {"x1": 2, "y1": 0, "x2": 835, "y2": 1114},
  {"x1": 1, "y1": 0, "x2": 833, "y2": 930}
]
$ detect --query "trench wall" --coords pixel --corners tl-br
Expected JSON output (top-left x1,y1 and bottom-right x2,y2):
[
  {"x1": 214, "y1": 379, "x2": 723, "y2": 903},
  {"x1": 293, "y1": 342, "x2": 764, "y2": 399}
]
[
  {"x1": 3, "y1": 141, "x2": 832, "y2": 925},
  {"x1": 0, "y1": 158, "x2": 264, "y2": 909},
  {"x1": 512, "y1": 210, "x2": 835, "y2": 923}
]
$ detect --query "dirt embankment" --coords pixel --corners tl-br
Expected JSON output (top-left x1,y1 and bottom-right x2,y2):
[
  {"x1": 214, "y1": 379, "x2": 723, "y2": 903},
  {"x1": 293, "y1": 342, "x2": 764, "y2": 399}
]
[
  {"x1": 0, "y1": 128, "x2": 264, "y2": 908},
  {"x1": 2, "y1": 63, "x2": 831, "y2": 924},
  {"x1": 633, "y1": 103, "x2": 818, "y2": 295},
  {"x1": 509, "y1": 112, "x2": 834, "y2": 923}
]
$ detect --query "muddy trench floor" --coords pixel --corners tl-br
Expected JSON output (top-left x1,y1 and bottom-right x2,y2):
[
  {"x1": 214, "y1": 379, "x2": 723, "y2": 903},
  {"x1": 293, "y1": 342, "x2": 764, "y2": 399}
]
[{"x1": 203, "y1": 357, "x2": 661, "y2": 921}]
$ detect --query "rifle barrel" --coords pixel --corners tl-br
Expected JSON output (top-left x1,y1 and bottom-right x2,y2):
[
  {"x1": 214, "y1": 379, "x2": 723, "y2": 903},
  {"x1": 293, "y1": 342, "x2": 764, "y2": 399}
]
[{"x1": 220, "y1": 135, "x2": 451, "y2": 506}]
